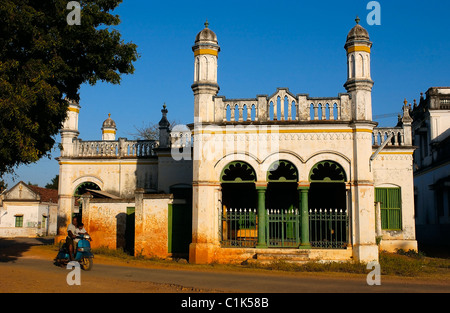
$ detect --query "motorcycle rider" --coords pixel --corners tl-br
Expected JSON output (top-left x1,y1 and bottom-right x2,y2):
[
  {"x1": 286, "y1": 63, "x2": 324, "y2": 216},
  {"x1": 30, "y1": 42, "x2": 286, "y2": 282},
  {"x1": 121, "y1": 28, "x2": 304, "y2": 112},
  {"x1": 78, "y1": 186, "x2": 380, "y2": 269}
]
[{"x1": 66, "y1": 217, "x2": 78, "y2": 261}]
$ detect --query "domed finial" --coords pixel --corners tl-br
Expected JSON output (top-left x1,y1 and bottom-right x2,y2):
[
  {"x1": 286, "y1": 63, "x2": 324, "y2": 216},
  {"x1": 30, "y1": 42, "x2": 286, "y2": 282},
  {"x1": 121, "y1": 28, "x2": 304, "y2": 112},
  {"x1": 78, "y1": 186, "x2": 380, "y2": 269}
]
[
  {"x1": 355, "y1": 16, "x2": 360, "y2": 24},
  {"x1": 108, "y1": 113, "x2": 111, "y2": 118},
  {"x1": 204, "y1": 19, "x2": 209, "y2": 28},
  {"x1": 404, "y1": 98, "x2": 408, "y2": 106}
]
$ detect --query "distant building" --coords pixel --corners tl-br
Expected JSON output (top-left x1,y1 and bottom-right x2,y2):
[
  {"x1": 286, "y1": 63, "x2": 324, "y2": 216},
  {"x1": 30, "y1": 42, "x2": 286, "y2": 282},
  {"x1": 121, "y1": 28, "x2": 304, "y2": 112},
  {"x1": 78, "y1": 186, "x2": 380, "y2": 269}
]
[
  {"x1": 412, "y1": 87, "x2": 450, "y2": 247},
  {"x1": 0, "y1": 182, "x2": 58, "y2": 237}
]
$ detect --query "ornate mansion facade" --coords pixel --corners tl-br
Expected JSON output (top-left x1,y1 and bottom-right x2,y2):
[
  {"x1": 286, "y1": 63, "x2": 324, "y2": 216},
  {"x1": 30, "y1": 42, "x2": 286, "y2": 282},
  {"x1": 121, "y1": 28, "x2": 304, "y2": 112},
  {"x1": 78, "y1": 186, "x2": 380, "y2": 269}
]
[{"x1": 56, "y1": 20, "x2": 417, "y2": 264}]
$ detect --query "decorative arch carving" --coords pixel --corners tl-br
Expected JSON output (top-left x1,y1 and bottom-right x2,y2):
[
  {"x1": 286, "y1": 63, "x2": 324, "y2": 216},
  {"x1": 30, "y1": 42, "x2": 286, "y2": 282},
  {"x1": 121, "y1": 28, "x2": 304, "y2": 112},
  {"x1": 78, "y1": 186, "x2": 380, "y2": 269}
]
[
  {"x1": 221, "y1": 161, "x2": 257, "y2": 183},
  {"x1": 267, "y1": 160, "x2": 298, "y2": 182},
  {"x1": 309, "y1": 160, "x2": 347, "y2": 182}
]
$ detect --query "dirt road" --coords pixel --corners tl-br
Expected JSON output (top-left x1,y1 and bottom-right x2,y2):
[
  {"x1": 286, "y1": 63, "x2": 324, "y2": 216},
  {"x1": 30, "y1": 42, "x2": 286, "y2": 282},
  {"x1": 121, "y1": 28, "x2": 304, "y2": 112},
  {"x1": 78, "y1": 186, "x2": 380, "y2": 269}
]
[{"x1": 1, "y1": 238, "x2": 449, "y2": 294}]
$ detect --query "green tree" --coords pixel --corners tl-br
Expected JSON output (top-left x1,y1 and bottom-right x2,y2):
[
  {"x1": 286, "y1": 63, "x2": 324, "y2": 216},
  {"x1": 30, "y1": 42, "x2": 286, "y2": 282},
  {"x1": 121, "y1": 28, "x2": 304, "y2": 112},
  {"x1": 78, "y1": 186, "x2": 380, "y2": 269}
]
[
  {"x1": 45, "y1": 174, "x2": 59, "y2": 189},
  {"x1": 0, "y1": 0, "x2": 139, "y2": 175}
]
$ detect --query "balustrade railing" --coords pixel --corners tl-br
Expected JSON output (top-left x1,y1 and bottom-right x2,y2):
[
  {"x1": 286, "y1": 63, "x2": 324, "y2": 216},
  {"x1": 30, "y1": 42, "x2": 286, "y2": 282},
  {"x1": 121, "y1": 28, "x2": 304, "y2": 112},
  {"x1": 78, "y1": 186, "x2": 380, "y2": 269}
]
[
  {"x1": 75, "y1": 139, "x2": 158, "y2": 158},
  {"x1": 372, "y1": 127, "x2": 405, "y2": 146},
  {"x1": 214, "y1": 88, "x2": 352, "y2": 123}
]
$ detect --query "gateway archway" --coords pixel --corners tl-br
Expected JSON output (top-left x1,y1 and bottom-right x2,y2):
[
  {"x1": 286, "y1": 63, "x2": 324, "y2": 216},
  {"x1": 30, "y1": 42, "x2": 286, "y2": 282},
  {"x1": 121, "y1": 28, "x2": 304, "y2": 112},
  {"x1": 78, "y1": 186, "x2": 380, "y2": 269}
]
[
  {"x1": 266, "y1": 160, "x2": 300, "y2": 247},
  {"x1": 220, "y1": 161, "x2": 257, "y2": 247},
  {"x1": 308, "y1": 160, "x2": 348, "y2": 248}
]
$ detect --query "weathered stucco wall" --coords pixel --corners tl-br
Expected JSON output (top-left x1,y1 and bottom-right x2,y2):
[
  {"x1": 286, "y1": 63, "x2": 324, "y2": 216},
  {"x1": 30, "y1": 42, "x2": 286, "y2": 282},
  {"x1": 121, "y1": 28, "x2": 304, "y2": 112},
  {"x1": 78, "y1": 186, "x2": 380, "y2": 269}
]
[
  {"x1": 372, "y1": 150, "x2": 417, "y2": 252},
  {"x1": 83, "y1": 198, "x2": 135, "y2": 250},
  {"x1": 135, "y1": 192, "x2": 172, "y2": 258}
]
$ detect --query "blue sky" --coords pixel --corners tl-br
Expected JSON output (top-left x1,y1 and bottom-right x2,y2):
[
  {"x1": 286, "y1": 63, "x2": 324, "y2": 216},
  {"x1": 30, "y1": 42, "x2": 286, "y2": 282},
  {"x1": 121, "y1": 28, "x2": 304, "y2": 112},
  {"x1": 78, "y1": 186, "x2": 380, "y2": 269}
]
[{"x1": 3, "y1": 0, "x2": 450, "y2": 187}]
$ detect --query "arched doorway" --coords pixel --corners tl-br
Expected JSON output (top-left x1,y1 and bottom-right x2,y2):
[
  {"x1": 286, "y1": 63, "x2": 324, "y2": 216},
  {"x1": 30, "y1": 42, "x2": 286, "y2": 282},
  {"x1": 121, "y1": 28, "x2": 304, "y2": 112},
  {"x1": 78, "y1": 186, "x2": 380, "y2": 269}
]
[
  {"x1": 220, "y1": 161, "x2": 257, "y2": 247},
  {"x1": 266, "y1": 160, "x2": 300, "y2": 247},
  {"x1": 73, "y1": 182, "x2": 101, "y2": 224},
  {"x1": 308, "y1": 160, "x2": 348, "y2": 248}
]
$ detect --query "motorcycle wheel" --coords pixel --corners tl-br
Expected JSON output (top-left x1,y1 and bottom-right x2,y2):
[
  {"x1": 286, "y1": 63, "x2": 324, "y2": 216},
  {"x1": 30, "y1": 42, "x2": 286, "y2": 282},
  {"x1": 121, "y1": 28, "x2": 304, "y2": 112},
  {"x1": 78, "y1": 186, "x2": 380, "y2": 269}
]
[{"x1": 80, "y1": 257, "x2": 93, "y2": 271}]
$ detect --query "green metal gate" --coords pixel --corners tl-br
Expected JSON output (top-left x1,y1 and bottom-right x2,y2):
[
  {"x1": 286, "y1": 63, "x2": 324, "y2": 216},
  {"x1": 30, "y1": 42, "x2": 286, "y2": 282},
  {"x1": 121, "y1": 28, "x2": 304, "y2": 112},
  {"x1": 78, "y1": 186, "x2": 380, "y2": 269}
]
[{"x1": 266, "y1": 208, "x2": 301, "y2": 247}]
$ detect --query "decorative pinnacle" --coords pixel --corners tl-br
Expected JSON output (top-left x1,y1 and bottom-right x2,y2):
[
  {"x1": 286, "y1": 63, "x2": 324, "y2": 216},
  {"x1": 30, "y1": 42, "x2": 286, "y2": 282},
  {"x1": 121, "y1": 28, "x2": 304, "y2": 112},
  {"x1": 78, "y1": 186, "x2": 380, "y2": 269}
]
[
  {"x1": 108, "y1": 113, "x2": 111, "y2": 118},
  {"x1": 204, "y1": 19, "x2": 209, "y2": 28},
  {"x1": 355, "y1": 16, "x2": 360, "y2": 24},
  {"x1": 404, "y1": 99, "x2": 408, "y2": 106}
]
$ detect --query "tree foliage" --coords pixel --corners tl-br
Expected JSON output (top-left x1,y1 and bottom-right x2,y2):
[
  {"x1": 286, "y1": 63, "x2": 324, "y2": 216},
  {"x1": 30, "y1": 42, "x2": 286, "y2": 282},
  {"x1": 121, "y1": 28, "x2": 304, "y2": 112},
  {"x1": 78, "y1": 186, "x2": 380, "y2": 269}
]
[
  {"x1": 45, "y1": 174, "x2": 59, "y2": 189},
  {"x1": 0, "y1": 0, "x2": 139, "y2": 175},
  {"x1": 131, "y1": 120, "x2": 178, "y2": 141}
]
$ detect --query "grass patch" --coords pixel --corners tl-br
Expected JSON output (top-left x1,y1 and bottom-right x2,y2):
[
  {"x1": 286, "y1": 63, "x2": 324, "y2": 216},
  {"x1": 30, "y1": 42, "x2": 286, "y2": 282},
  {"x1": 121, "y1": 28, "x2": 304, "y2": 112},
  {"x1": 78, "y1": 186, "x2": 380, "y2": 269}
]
[
  {"x1": 91, "y1": 246, "x2": 136, "y2": 260},
  {"x1": 241, "y1": 250, "x2": 450, "y2": 278}
]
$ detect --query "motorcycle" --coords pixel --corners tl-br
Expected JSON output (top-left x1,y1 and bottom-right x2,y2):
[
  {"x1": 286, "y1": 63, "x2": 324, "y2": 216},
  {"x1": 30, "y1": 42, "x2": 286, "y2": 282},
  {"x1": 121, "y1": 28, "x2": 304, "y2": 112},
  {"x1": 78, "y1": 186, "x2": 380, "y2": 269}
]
[{"x1": 55, "y1": 234, "x2": 94, "y2": 271}]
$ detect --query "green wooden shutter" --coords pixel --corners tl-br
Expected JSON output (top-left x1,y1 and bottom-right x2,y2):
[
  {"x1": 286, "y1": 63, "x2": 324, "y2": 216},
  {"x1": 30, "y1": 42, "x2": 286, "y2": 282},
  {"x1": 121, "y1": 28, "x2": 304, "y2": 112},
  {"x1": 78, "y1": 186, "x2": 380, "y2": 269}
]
[{"x1": 375, "y1": 188, "x2": 402, "y2": 230}]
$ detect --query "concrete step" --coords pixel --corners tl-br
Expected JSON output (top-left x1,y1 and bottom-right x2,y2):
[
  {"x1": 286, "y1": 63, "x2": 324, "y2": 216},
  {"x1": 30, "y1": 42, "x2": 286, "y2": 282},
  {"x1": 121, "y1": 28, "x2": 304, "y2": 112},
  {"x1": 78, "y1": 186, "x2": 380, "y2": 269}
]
[{"x1": 256, "y1": 250, "x2": 310, "y2": 262}]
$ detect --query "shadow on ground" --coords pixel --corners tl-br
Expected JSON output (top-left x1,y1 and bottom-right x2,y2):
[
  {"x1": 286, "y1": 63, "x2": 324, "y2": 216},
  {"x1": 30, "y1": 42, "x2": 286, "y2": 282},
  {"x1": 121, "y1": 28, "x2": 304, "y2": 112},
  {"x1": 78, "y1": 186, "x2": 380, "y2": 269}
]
[{"x1": 0, "y1": 237, "x2": 54, "y2": 263}]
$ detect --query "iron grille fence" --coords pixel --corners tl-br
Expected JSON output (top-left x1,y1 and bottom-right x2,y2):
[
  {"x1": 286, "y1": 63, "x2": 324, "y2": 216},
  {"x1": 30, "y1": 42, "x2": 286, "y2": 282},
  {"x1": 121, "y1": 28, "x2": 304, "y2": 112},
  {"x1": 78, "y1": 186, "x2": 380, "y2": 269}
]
[
  {"x1": 266, "y1": 208, "x2": 301, "y2": 247},
  {"x1": 309, "y1": 208, "x2": 348, "y2": 249},
  {"x1": 220, "y1": 208, "x2": 258, "y2": 247},
  {"x1": 220, "y1": 207, "x2": 349, "y2": 249}
]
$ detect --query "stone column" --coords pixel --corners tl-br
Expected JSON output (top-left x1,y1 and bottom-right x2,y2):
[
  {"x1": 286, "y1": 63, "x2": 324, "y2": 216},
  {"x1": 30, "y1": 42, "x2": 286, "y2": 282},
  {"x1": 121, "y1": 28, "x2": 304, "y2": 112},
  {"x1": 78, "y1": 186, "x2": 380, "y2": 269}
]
[
  {"x1": 298, "y1": 185, "x2": 311, "y2": 249},
  {"x1": 256, "y1": 184, "x2": 267, "y2": 248},
  {"x1": 80, "y1": 193, "x2": 93, "y2": 233},
  {"x1": 134, "y1": 188, "x2": 145, "y2": 257}
]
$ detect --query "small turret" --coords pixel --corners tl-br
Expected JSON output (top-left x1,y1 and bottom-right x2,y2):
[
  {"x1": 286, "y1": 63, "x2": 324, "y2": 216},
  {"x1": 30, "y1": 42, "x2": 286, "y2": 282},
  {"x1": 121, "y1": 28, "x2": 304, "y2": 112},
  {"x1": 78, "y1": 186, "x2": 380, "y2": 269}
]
[
  {"x1": 102, "y1": 113, "x2": 117, "y2": 141},
  {"x1": 159, "y1": 104, "x2": 170, "y2": 148}
]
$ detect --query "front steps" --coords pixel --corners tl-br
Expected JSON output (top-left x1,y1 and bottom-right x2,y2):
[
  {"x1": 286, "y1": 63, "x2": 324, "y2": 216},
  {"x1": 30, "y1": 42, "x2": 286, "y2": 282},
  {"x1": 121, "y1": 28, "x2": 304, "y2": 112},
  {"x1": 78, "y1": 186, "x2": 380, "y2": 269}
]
[{"x1": 254, "y1": 249, "x2": 311, "y2": 264}]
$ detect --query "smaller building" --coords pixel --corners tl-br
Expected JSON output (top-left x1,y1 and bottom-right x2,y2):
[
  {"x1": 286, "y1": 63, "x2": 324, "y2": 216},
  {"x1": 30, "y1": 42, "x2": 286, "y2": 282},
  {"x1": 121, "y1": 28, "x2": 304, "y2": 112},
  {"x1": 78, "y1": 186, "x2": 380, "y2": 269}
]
[
  {"x1": 0, "y1": 182, "x2": 58, "y2": 238},
  {"x1": 412, "y1": 87, "x2": 450, "y2": 247}
]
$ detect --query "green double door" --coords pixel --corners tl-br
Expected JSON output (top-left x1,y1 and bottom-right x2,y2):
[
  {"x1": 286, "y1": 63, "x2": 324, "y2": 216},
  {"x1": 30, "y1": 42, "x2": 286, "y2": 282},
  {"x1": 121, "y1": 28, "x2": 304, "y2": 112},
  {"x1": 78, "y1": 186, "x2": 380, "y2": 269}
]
[{"x1": 168, "y1": 187, "x2": 193, "y2": 257}]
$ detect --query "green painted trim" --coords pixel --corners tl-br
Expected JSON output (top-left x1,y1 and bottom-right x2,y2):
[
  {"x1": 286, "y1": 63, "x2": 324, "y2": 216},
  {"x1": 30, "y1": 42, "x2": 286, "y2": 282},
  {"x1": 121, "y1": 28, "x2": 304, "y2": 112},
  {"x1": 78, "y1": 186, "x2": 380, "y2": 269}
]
[
  {"x1": 256, "y1": 188, "x2": 267, "y2": 248},
  {"x1": 299, "y1": 188, "x2": 310, "y2": 248}
]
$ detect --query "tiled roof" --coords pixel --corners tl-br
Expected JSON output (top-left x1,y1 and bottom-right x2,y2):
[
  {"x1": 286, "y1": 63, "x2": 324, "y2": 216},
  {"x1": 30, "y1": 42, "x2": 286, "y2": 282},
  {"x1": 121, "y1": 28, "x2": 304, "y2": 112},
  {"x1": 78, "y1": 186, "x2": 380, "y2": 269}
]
[{"x1": 28, "y1": 185, "x2": 59, "y2": 204}]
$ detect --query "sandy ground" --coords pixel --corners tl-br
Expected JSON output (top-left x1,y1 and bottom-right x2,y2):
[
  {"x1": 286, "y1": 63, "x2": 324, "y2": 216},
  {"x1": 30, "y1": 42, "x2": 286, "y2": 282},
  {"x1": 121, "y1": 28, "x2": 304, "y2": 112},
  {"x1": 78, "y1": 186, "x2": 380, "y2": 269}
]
[
  {"x1": 0, "y1": 243, "x2": 221, "y2": 293},
  {"x1": 1, "y1": 239, "x2": 449, "y2": 293}
]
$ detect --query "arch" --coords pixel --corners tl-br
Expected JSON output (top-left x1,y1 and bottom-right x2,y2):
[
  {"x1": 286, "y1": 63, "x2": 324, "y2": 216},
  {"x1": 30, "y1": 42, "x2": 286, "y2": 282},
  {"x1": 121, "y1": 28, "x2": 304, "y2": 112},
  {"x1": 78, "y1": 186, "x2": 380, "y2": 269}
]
[
  {"x1": 309, "y1": 160, "x2": 347, "y2": 182},
  {"x1": 359, "y1": 53, "x2": 364, "y2": 77},
  {"x1": 251, "y1": 104, "x2": 256, "y2": 121},
  {"x1": 226, "y1": 104, "x2": 231, "y2": 122},
  {"x1": 317, "y1": 103, "x2": 323, "y2": 120},
  {"x1": 291, "y1": 101, "x2": 297, "y2": 121},
  {"x1": 72, "y1": 176, "x2": 104, "y2": 194},
  {"x1": 333, "y1": 103, "x2": 339, "y2": 120},
  {"x1": 74, "y1": 181, "x2": 101, "y2": 197},
  {"x1": 233, "y1": 104, "x2": 239, "y2": 122},
  {"x1": 325, "y1": 103, "x2": 331, "y2": 120},
  {"x1": 203, "y1": 55, "x2": 209, "y2": 81},
  {"x1": 309, "y1": 103, "x2": 315, "y2": 120},
  {"x1": 375, "y1": 183, "x2": 401, "y2": 189},
  {"x1": 195, "y1": 57, "x2": 200, "y2": 81},
  {"x1": 242, "y1": 104, "x2": 249, "y2": 122},
  {"x1": 284, "y1": 96, "x2": 289, "y2": 120},
  {"x1": 267, "y1": 160, "x2": 298, "y2": 182},
  {"x1": 350, "y1": 54, "x2": 355, "y2": 78},
  {"x1": 220, "y1": 161, "x2": 257, "y2": 183}
]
